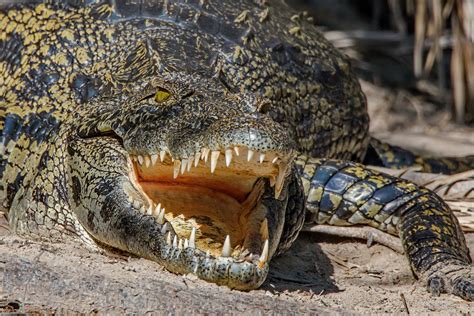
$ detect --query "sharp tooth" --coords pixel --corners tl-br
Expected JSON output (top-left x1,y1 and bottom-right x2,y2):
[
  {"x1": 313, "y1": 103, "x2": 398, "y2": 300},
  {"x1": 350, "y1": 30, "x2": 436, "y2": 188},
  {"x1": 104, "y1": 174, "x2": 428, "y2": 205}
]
[
  {"x1": 247, "y1": 149, "x2": 254, "y2": 161},
  {"x1": 272, "y1": 157, "x2": 279, "y2": 164},
  {"x1": 157, "y1": 207, "x2": 165, "y2": 225},
  {"x1": 137, "y1": 155, "x2": 144, "y2": 165},
  {"x1": 178, "y1": 238, "x2": 183, "y2": 249},
  {"x1": 269, "y1": 176, "x2": 276, "y2": 187},
  {"x1": 194, "y1": 152, "x2": 200, "y2": 167},
  {"x1": 151, "y1": 154, "x2": 158, "y2": 165},
  {"x1": 173, "y1": 235, "x2": 178, "y2": 248},
  {"x1": 275, "y1": 162, "x2": 287, "y2": 199},
  {"x1": 201, "y1": 148, "x2": 210, "y2": 162},
  {"x1": 260, "y1": 218, "x2": 269, "y2": 241},
  {"x1": 184, "y1": 239, "x2": 189, "y2": 248},
  {"x1": 180, "y1": 158, "x2": 188, "y2": 174},
  {"x1": 259, "y1": 153, "x2": 265, "y2": 163},
  {"x1": 259, "y1": 239, "x2": 269, "y2": 264},
  {"x1": 146, "y1": 205, "x2": 153, "y2": 215},
  {"x1": 221, "y1": 235, "x2": 231, "y2": 257},
  {"x1": 144, "y1": 155, "x2": 151, "y2": 167},
  {"x1": 225, "y1": 149, "x2": 233, "y2": 167},
  {"x1": 210, "y1": 151, "x2": 220, "y2": 173},
  {"x1": 173, "y1": 160, "x2": 181, "y2": 179},
  {"x1": 132, "y1": 200, "x2": 142, "y2": 209},
  {"x1": 160, "y1": 150, "x2": 166, "y2": 162},
  {"x1": 234, "y1": 146, "x2": 240, "y2": 156},
  {"x1": 187, "y1": 158, "x2": 192, "y2": 172},
  {"x1": 166, "y1": 232, "x2": 172, "y2": 245},
  {"x1": 161, "y1": 222, "x2": 168, "y2": 234},
  {"x1": 153, "y1": 203, "x2": 161, "y2": 216},
  {"x1": 139, "y1": 206, "x2": 146, "y2": 213},
  {"x1": 189, "y1": 227, "x2": 196, "y2": 248}
]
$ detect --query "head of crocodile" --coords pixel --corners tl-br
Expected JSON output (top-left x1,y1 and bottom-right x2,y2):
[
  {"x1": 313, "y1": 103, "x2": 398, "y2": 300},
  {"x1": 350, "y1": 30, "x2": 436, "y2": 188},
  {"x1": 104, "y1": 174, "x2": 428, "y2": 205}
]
[{"x1": 68, "y1": 69, "x2": 302, "y2": 289}]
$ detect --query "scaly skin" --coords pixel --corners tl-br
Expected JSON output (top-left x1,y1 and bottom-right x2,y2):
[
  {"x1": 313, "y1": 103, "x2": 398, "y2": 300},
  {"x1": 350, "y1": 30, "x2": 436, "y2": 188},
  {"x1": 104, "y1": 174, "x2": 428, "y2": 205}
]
[{"x1": 0, "y1": 1, "x2": 472, "y2": 298}]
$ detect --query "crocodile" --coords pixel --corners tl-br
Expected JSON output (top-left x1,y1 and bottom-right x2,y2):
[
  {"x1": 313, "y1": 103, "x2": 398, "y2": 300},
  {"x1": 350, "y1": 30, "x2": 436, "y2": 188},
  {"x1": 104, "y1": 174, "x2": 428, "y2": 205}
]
[{"x1": 1, "y1": 0, "x2": 473, "y2": 300}]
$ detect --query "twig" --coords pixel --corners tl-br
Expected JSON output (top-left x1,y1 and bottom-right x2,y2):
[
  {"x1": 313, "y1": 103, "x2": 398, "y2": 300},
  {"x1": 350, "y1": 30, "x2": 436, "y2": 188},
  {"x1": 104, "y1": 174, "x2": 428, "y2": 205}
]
[
  {"x1": 400, "y1": 292, "x2": 410, "y2": 314},
  {"x1": 302, "y1": 224, "x2": 404, "y2": 254}
]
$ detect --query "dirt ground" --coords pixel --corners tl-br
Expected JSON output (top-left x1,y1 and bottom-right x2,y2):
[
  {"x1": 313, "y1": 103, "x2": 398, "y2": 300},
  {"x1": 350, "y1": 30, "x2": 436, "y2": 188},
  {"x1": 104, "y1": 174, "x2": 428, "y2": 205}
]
[{"x1": 1, "y1": 82, "x2": 474, "y2": 314}]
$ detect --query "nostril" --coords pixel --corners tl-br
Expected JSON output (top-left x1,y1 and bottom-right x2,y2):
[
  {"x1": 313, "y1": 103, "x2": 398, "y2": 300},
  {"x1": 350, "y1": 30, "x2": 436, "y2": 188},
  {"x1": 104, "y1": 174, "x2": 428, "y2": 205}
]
[{"x1": 258, "y1": 102, "x2": 271, "y2": 114}]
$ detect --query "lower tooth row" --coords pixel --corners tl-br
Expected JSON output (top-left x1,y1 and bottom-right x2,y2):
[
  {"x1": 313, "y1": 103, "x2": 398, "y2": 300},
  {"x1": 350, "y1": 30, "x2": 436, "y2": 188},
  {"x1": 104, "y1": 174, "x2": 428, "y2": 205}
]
[
  {"x1": 132, "y1": 200, "x2": 267, "y2": 262},
  {"x1": 164, "y1": 230, "x2": 269, "y2": 264}
]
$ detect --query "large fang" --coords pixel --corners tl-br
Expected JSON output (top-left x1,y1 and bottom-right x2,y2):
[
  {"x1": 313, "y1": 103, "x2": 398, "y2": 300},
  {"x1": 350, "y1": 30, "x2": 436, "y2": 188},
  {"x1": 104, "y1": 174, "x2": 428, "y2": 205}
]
[
  {"x1": 160, "y1": 150, "x2": 166, "y2": 162},
  {"x1": 157, "y1": 206, "x2": 165, "y2": 224},
  {"x1": 144, "y1": 155, "x2": 151, "y2": 167},
  {"x1": 274, "y1": 162, "x2": 288, "y2": 199},
  {"x1": 221, "y1": 235, "x2": 231, "y2": 257},
  {"x1": 201, "y1": 148, "x2": 210, "y2": 162},
  {"x1": 137, "y1": 155, "x2": 144, "y2": 165},
  {"x1": 194, "y1": 152, "x2": 200, "y2": 167},
  {"x1": 259, "y1": 239, "x2": 269, "y2": 264},
  {"x1": 189, "y1": 227, "x2": 196, "y2": 248},
  {"x1": 153, "y1": 203, "x2": 161, "y2": 216},
  {"x1": 151, "y1": 154, "x2": 158, "y2": 165},
  {"x1": 247, "y1": 149, "x2": 254, "y2": 162},
  {"x1": 180, "y1": 159, "x2": 188, "y2": 174},
  {"x1": 225, "y1": 148, "x2": 233, "y2": 167},
  {"x1": 210, "y1": 151, "x2": 220, "y2": 173},
  {"x1": 173, "y1": 160, "x2": 181, "y2": 179},
  {"x1": 161, "y1": 222, "x2": 169, "y2": 234}
]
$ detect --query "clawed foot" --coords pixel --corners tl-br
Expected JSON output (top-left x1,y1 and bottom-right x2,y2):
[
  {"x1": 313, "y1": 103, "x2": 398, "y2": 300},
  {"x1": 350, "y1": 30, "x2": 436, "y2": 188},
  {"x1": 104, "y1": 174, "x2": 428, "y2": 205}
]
[{"x1": 426, "y1": 263, "x2": 474, "y2": 301}]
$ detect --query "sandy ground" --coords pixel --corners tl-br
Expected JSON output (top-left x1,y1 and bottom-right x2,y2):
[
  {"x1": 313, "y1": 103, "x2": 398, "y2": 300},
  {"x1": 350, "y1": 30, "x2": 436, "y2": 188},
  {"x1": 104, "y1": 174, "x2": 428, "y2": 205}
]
[
  {"x1": 1, "y1": 82, "x2": 474, "y2": 314},
  {"x1": 1, "y1": 229, "x2": 473, "y2": 314}
]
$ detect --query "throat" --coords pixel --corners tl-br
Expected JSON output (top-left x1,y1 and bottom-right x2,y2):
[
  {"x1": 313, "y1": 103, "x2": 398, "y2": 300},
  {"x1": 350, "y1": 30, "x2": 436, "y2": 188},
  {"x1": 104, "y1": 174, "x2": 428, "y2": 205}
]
[{"x1": 139, "y1": 179, "x2": 265, "y2": 257}]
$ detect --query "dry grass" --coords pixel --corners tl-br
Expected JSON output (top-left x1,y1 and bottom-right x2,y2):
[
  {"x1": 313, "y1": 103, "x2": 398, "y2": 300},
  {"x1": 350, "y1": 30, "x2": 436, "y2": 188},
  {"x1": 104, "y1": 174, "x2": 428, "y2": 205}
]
[{"x1": 409, "y1": 0, "x2": 473, "y2": 123}]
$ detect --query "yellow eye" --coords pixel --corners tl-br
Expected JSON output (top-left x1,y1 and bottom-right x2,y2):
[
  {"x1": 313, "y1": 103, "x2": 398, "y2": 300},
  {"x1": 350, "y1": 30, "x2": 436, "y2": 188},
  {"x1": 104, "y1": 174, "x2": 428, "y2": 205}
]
[{"x1": 155, "y1": 87, "x2": 171, "y2": 103}]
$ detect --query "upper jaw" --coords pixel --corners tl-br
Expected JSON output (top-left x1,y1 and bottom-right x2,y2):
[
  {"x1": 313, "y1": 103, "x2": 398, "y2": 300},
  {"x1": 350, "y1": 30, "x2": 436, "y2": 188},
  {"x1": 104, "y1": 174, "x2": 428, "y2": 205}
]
[{"x1": 130, "y1": 145, "x2": 294, "y2": 200}]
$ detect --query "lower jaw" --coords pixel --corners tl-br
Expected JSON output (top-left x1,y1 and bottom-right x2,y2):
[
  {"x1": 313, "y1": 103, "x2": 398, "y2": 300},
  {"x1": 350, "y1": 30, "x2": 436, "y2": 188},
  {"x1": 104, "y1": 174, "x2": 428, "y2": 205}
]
[
  {"x1": 133, "y1": 180, "x2": 273, "y2": 288},
  {"x1": 157, "y1": 244, "x2": 270, "y2": 290}
]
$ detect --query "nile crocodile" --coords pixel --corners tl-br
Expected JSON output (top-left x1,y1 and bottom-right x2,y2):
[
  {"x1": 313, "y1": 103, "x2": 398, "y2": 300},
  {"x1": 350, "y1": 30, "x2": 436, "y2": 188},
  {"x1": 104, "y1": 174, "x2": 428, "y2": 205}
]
[{"x1": 1, "y1": 0, "x2": 473, "y2": 300}]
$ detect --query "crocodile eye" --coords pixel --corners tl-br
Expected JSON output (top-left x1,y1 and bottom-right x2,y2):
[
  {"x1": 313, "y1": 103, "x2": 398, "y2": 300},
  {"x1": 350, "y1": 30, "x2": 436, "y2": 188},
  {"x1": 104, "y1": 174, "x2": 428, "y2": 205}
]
[{"x1": 155, "y1": 87, "x2": 171, "y2": 103}]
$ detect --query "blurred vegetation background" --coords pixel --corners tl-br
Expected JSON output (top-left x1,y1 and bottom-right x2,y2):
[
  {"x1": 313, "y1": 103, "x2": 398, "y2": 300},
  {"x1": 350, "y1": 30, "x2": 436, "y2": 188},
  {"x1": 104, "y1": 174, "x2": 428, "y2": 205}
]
[{"x1": 288, "y1": 0, "x2": 474, "y2": 125}]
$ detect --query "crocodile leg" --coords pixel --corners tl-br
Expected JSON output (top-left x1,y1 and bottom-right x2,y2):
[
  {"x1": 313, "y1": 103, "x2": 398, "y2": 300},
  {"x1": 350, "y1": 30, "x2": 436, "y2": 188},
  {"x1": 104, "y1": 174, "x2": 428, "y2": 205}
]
[
  {"x1": 366, "y1": 138, "x2": 474, "y2": 174},
  {"x1": 295, "y1": 155, "x2": 473, "y2": 300}
]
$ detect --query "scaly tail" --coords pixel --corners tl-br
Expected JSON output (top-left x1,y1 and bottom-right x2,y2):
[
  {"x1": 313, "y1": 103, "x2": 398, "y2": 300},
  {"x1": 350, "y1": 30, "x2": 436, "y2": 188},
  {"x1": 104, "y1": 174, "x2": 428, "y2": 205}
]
[
  {"x1": 365, "y1": 138, "x2": 474, "y2": 175},
  {"x1": 295, "y1": 156, "x2": 473, "y2": 300}
]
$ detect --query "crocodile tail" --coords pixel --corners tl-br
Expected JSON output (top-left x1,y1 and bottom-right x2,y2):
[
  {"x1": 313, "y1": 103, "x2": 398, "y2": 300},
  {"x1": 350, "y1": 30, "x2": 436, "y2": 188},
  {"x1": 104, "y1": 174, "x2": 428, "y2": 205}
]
[{"x1": 364, "y1": 138, "x2": 474, "y2": 175}]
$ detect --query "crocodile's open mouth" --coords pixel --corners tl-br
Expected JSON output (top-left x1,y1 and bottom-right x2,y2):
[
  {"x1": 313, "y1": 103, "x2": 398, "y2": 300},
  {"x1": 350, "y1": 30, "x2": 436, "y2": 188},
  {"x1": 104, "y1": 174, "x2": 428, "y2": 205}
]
[{"x1": 125, "y1": 145, "x2": 291, "y2": 287}]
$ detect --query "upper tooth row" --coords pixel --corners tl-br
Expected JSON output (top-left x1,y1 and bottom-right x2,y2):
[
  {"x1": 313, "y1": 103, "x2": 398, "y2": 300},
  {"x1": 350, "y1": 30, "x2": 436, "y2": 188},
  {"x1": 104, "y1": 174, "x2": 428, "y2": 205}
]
[{"x1": 132, "y1": 147, "x2": 280, "y2": 178}]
